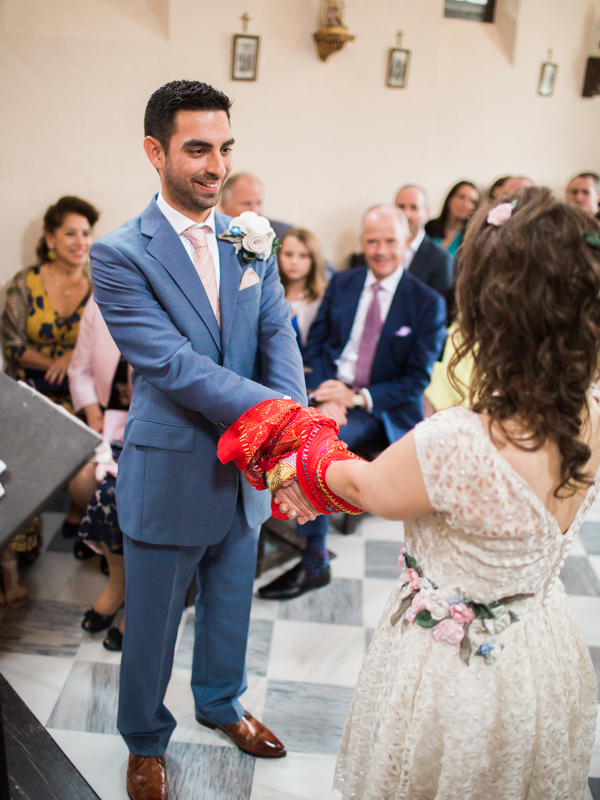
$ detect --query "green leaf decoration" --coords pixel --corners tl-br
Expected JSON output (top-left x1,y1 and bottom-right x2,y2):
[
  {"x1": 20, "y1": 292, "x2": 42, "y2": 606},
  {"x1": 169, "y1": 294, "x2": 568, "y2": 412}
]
[
  {"x1": 405, "y1": 552, "x2": 420, "y2": 573},
  {"x1": 390, "y1": 594, "x2": 414, "y2": 626},
  {"x1": 509, "y1": 610, "x2": 519, "y2": 623},
  {"x1": 460, "y1": 629, "x2": 471, "y2": 665},
  {"x1": 415, "y1": 610, "x2": 439, "y2": 628},
  {"x1": 469, "y1": 601, "x2": 495, "y2": 619},
  {"x1": 584, "y1": 230, "x2": 600, "y2": 249},
  {"x1": 271, "y1": 237, "x2": 281, "y2": 254},
  {"x1": 242, "y1": 251, "x2": 257, "y2": 264},
  {"x1": 495, "y1": 593, "x2": 534, "y2": 606},
  {"x1": 217, "y1": 232, "x2": 240, "y2": 244}
]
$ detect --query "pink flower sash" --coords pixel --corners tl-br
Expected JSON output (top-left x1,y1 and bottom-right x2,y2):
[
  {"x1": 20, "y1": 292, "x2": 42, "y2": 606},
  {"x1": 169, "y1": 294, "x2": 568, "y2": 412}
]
[{"x1": 391, "y1": 546, "x2": 533, "y2": 665}]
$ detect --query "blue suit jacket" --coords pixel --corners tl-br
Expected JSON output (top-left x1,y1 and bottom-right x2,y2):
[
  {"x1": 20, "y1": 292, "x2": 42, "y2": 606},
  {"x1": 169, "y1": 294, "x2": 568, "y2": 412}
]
[
  {"x1": 90, "y1": 198, "x2": 306, "y2": 547},
  {"x1": 409, "y1": 234, "x2": 453, "y2": 296},
  {"x1": 303, "y1": 267, "x2": 446, "y2": 443}
]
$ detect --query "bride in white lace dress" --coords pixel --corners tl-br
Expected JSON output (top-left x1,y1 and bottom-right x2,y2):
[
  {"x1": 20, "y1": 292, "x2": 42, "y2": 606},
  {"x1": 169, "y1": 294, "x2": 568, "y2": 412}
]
[{"x1": 317, "y1": 188, "x2": 600, "y2": 799}]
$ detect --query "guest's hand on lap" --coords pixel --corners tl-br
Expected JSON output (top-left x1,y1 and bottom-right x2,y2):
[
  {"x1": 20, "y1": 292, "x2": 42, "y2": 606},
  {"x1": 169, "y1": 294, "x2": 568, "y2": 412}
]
[
  {"x1": 313, "y1": 379, "x2": 354, "y2": 408},
  {"x1": 273, "y1": 479, "x2": 321, "y2": 524},
  {"x1": 315, "y1": 400, "x2": 348, "y2": 427},
  {"x1": 45, "y1": 351, "x2": 73, "y2": 385}
]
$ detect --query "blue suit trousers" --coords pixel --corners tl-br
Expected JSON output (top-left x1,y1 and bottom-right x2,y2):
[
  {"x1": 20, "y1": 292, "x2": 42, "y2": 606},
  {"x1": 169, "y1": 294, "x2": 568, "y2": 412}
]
[{"x1": 118, "y1": 496, "x2": 258, "y2": 755}]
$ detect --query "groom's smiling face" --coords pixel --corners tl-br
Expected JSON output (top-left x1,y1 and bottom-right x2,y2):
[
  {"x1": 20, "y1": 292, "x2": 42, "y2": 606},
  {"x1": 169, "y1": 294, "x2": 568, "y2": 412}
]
[{"x1": 147, "y1": 109, "x2": 234, "y2": 221}]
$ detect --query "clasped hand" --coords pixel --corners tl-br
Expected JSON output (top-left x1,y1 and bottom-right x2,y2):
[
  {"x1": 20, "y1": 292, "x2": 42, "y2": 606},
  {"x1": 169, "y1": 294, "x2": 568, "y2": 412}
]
[
  {"x1": 312, "y1": 379, "x2": 354, "y2": 427},
  {"x1": 273, "y1": 479, "x2": 322, "y2": 524}
]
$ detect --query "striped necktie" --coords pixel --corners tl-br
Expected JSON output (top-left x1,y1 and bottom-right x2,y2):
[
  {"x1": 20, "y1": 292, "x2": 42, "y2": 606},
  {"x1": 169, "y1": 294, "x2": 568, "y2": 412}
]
[{"x1": 182, "y1": 226, "x2": 220, "y2": 328}]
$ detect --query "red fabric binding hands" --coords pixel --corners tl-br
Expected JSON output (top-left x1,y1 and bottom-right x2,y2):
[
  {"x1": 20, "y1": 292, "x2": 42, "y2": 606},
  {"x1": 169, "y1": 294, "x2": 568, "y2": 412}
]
[{"x1": 217, "y1": 399, "x2": 365, "y2": 518}]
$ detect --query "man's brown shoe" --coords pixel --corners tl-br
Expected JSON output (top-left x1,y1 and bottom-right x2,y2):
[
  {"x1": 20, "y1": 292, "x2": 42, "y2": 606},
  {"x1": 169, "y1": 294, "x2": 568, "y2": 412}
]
[
  {"x1": 127, "y1": 754, "x2": 168, "y2": 800},
  {"x1": 196, "y1": 710, "x2": 286, "y2": 758}
]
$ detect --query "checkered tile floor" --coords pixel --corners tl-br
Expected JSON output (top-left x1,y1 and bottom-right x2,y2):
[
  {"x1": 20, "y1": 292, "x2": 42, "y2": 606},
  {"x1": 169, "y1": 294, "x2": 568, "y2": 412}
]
[{"x1": 2, "y1": 506, "x2": 600, "y2": 800}]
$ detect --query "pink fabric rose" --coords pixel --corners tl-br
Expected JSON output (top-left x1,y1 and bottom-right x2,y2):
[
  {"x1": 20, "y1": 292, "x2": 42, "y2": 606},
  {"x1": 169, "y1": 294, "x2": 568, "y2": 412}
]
[
  {"x1": 450, "y1": 602, "x2": 475, "y2": 625},
  {"x1": 487, "y1": 202, "x2": 514, "y2": 227},
  {"x1": 404, "y1": 591, "x2": 427, "y2": 622},
  {"x1": 405, "y1": 568, "x2": 421, "y2": 591},
  {"x1": 432, "y1": 618, "x2": 465, "y2": 645}
]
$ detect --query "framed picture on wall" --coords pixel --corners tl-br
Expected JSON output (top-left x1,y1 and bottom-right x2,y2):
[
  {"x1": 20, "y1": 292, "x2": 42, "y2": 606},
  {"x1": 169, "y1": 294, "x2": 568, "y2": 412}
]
[
  {"x1": 231, "y1": 34, "x2": 260, "y2": 81},
  {"x1": 538, "y1": 60, "x2": 558, "y2": 96},
  {"x1": 387, "y1": 48, "x2": 411, "y2": 89},
  {"x1": 444, "y1": 0, "x2": 495, "y2": 23}
]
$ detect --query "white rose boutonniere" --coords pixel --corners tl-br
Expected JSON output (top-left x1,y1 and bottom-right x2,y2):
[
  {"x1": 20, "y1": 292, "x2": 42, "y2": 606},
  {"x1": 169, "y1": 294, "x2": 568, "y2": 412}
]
[{"x1": 218, "y1": 211, "x2": 280, "y2": 264}]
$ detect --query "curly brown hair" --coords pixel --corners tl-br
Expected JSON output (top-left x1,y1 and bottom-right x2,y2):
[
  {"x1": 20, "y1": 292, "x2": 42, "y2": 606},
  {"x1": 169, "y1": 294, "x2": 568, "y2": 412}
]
[{"x1": 450, "y1": 185, "x2": 600, "y2": 496}]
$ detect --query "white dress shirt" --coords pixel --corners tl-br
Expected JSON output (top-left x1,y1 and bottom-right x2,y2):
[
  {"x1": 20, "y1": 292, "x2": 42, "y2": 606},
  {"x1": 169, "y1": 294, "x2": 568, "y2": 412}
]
[
  {"x1": 336, "y1": 265, "x2": 404, "y2": 412},
  {"x1": 403, "y1": 229, "x2": 425, "y2": 271},
  {"x1": 156, "y1": 192, "x2": 221, "y2": 291}
]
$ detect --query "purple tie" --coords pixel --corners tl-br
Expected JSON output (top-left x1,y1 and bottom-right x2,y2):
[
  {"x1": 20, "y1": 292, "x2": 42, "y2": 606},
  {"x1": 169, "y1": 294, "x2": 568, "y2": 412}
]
[{"x1": 353, "y1": 283, "x2": 383, "y2": 390}]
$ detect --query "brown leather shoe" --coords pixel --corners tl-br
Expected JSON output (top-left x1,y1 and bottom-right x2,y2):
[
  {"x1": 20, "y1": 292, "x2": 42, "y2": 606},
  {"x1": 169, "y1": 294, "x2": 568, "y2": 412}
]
[
  {"x1": 196, "y1": 710, "x2": 286, "y2": 758},
  {"x1": 127, "y1": 754, "x2": 168, "y2": 800}
]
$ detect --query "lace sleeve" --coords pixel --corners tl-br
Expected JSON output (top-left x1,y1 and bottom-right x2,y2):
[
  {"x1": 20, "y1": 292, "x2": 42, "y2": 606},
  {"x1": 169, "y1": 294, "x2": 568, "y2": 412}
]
[{"x1": 413, "y1": 407, "x2": 518, "y2": 535}]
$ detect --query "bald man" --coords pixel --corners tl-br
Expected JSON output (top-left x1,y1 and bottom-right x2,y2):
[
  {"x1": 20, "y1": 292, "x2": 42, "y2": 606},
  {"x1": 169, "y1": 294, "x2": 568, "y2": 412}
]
[
  {"x1": 566, "y1": 173, "x2": 600, "y2": 217},
  {"x1": 258, "y1": 206, "x2": 446, "y2": 601},
  {"x1": 221, "y1": 172, "x2": 291, "y2": 240}
]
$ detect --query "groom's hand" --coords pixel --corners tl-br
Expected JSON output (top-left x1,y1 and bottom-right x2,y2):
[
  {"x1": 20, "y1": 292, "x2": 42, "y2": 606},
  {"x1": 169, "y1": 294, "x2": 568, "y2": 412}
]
[{"x1": 273, "y1": 479, "x2": 321, "y2": 525}]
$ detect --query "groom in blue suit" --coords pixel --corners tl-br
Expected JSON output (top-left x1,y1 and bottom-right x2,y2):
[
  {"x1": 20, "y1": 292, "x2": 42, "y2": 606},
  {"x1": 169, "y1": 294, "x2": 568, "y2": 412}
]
[{"x1": 90, "y1": 81, "x2": 307, "y2": 800}]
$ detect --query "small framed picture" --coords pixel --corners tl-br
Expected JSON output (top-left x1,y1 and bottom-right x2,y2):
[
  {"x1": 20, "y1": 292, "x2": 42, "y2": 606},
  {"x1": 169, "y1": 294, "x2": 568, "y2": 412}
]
[
  {"x1": 231, "y1": 34, "x2": 260, "y2": 81},
  {"x1": 538, "y1": 61, "x2": 558, "y2": 96},
  {"x1": 387, "y1": 48, "x2": 411, "y2": 89}
]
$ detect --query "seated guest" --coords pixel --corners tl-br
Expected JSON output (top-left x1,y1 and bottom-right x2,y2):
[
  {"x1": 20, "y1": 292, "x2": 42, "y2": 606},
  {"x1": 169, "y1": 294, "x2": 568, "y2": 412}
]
[
  {"x1": 68, "y1": 300, "x2": 130, "y2": 648},
  {"x1": 1, "y1": 195, "x2": 99, "y2": 549},
  {"x1": 348, "y1": 186, "x2": 453, "y2": 296},
  {"x1": 258, "y1": 206, "x2": 446, "y2": 600},
  {"x1": 489, "y1": 176, "x2": 510, "y2": 199},
  {"x1": 500, "y1": 176, "x2": 533, "y2": 194},
  {"x1": 425, "y1": 181, "x2": 479, "y2": 258},
  {"x1": 394, "y1": 185, "x2": 453, "y2": 295},
  {"x1": 566, "y1": 172, "x2": 600, "y2": 217},
  {"x1": 278, "y1": 227, "x2": 327, "y2": 352},
  {"x1": 221, "y1": 172, "x2": 291, "y2": 240}
]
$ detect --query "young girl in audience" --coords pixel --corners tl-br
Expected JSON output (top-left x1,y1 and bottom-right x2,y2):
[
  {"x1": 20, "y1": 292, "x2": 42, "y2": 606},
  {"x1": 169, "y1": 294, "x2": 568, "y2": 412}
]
[
  {"x1": 277, "y1": 227, "x2": 327, "y2": 354},
  {"x1": 425, "y1": 180, "x2": 479, "y2": 258}
]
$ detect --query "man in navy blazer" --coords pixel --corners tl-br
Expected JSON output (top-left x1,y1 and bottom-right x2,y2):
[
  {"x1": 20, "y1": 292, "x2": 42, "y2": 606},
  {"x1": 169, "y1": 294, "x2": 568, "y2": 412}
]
[
  {"x1": 258, "y1": 206, "x2": 446, "y2": 602},
  {"x1": 90, "y1": 81, "x2": 306, "y2": 800},
  {"x1": 395, "y1": 185, "x2": 453, "y2": 296}
]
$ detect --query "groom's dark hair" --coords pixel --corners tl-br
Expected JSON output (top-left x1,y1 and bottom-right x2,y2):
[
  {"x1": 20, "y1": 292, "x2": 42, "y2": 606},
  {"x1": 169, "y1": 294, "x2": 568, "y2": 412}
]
[{"x1": 144, "y1": 80, "x2": 232, "y2": 152}]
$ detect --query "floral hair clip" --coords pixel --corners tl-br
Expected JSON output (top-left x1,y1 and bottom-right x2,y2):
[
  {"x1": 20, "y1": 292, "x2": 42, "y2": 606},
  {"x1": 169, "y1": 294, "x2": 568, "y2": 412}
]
[
  {"x1": 487, "y1": 199, "x2": 518, "y2": 227},
  {"x1": 584, "y1": 230, "x2": 600, "y2": 250}
]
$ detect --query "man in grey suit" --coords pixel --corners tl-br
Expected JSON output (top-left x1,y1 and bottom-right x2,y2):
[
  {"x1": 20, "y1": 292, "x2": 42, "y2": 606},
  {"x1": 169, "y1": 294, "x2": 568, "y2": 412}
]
[{"x1": 91, "y1": 81, "x2": 307, "y2": 800}]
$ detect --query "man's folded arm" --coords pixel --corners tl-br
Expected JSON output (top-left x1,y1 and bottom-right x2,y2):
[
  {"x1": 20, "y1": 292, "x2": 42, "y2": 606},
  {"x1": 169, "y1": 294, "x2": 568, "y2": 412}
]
[{"x1": 91, "y1": 243, "x2": 285, "y2": 427}]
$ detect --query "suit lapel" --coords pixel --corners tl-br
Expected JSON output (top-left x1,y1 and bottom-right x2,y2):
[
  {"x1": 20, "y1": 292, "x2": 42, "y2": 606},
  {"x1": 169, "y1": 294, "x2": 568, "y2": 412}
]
[
  {"x1": 142, "y1": 199, "x2": 221, "y2": 352},
  {"x1": 215, "y1": 215, "x2": 243, "y2": 354},
  {"x1": 341, "y1": 268, "x2": 367, "y2": 346}
]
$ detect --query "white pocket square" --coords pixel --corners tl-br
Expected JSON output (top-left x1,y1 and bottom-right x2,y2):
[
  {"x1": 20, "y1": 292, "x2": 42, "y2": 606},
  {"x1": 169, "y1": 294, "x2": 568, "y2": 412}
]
[
  {"x1": 239, "y1": 268, "x2": 260, "y2": 290},
  {"x1": 395, "y1": 326, "x2": 412, "y2": 337}
]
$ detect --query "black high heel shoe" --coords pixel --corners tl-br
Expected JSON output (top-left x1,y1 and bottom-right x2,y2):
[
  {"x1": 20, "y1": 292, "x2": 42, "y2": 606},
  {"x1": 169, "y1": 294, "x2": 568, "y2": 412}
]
[
  {"x1": 82, "y1": 608, "x2": 115, "y2": 633},
  {"x1": 103, "y1": 627, "x2": 123, "y2": 651},
  {"x1": 74, "y1": 540, "x2": 94, "y2": 560}
]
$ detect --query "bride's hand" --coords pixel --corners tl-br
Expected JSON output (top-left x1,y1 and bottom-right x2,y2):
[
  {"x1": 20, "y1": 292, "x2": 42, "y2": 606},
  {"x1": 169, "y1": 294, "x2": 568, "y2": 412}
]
[{"x1": 273, "y1": 479, "x2": 321, "y2": 524}]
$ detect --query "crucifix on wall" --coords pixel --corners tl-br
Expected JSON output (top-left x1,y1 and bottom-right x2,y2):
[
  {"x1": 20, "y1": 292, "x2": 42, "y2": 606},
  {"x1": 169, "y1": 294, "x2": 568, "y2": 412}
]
[{"x1": 231, "y1": 12, "x2": 260, "y2": 81}]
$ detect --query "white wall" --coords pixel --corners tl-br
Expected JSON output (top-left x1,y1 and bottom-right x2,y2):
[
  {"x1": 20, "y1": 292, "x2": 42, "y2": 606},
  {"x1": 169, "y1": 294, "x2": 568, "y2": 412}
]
[{"x1": 1, "y1": 0, "x2": 599, "y2": 283}]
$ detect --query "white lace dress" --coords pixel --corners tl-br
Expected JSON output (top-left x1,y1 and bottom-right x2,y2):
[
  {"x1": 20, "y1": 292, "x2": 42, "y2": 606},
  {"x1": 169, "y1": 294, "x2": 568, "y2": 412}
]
[{"x1": 334, "y1": 407, "x2": 598, "y2": 800}]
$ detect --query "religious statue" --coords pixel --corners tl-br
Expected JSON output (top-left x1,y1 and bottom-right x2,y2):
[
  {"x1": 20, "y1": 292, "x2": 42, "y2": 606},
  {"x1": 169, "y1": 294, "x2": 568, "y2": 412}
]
[{"x1": 314, "y1": 0, "x2": 355, "y2": 62}]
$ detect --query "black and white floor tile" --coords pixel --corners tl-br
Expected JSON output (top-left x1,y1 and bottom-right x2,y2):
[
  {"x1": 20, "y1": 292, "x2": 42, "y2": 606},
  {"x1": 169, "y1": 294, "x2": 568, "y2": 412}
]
[{"x1": 2, "y1": 508, "x2": 600, "y2": 799}]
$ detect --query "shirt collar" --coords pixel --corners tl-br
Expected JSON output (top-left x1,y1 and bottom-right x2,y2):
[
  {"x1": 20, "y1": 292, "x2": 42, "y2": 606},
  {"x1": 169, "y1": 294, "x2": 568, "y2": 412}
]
[
  {"x1": 407, "y1": 229, "x2": 425, "y2": 254},
  {"x1": 156, "y1": 191, "x2": 216, "y2": 236},
  {"x1": 365, "y1": 264, "x2": 404, "y2": 293}
]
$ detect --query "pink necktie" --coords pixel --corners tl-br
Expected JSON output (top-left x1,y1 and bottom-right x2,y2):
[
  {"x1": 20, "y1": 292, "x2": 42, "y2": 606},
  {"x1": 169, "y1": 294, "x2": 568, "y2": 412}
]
[
  {"x1": 182, "y1": 226, "x2": 221, "y2": 328},
  {"x1": 353, "y1": 283, "x2": 383, "y2": 390}
]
